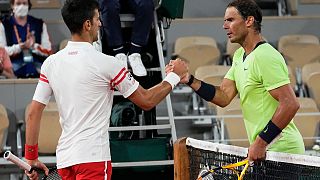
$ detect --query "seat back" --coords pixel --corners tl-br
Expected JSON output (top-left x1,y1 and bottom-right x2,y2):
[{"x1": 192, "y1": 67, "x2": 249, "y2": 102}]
[
  {"x1": 25, "y1": 102, "x2": 61, "y2": 154},
  {"x1": 216, "y1": 98, "x2": 249, "y2": 148},
  {"x1": 278, "y1": 34, "x2": 320, "y2": 53},
  {"x1": 306, "y1": 72, "x2": 320, "y2": 109},
  {"x1": 282, "y1": 44, "x2": 320, "y2": 76},
  {"x1": 173, "y1": 36, "x2": 221, "y2": 75},
  {"x1": 294, "y1": 97, "x2": 320, "y2": 149},
  {"x1": 195, "y1": 65, "x2": 231, "y2": 85},
  {"x1": 174, "y1": 36, "x2": 218, "y2": 53},
  {"x1": 0, "y1": 104, "x2": 9, "y2": 153},
  {"x1": 179, "y1": 46, "x2": 221, "y2": 75},
  {"x1": 302, "y1": 62, "x2": 320, "y2": 84},
  {"x1": 226, "y1": 39, "x2": 241, "y2": 60}
]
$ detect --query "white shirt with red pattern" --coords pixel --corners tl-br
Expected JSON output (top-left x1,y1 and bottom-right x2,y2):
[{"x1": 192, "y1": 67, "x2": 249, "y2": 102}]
[{"x1": 33, "y1": 41, "x2": 139, "y2": 169}]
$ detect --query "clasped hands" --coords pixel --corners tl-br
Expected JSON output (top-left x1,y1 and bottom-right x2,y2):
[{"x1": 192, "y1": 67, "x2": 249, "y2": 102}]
[
  {"x1": 19, "y1": 33, "x2": 35, "y2": 50},
  {"x1": 165, "y1": 58, "x2": 190, "y2": 84}
]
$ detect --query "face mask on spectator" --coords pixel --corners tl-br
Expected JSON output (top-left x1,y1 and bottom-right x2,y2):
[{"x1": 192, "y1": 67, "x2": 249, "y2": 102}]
[{"x1": 13, "y1": 5, "x2": 29, "y2": 17}]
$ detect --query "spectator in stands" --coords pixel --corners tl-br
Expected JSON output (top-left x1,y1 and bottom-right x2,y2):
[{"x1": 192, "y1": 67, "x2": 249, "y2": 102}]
[
  {"x1": 0, "y1": 0, "x2": 52, "y2": 78},
  {"x1": 0, "y1": 47, "x2": 15, "y2": 78},
  {"x1": 98, "y1": 0, "x2": 154, "y2": 77},
  {"x1": 168, "y1": 0, "x2": 304, "y2": 162},
  {"x1": 24, "y1": 0, "x2": 187, "y2": 179}
]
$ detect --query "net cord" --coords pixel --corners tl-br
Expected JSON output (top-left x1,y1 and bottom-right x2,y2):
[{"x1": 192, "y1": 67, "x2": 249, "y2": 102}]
[{"x1": 186, "y1": 137, "x2": 320, "y2": 167}]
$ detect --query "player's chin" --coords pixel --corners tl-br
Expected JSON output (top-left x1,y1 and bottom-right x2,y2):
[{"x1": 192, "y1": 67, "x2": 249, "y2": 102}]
[{"x1": 229, "y1": 36, "x2": 236, "y2": 43}]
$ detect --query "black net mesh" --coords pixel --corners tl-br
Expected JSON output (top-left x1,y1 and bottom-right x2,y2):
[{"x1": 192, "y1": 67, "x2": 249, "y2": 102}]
[
  {"x1": 188, "y1": 145, "x2": 320, "y2": 180},
  {"x1": 40, "y1": 167, "x2": 61, "y2": 180}
]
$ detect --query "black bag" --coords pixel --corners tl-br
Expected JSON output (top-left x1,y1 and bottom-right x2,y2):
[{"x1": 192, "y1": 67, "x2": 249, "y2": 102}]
[{"x1": 110, "y1": 101, "x2": 137, "y2": 139}]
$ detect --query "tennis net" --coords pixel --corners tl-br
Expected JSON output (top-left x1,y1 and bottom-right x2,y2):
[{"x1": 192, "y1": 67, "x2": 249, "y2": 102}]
[{"x1": 174, "y1": 137, "x2": 320, "y2": 180}]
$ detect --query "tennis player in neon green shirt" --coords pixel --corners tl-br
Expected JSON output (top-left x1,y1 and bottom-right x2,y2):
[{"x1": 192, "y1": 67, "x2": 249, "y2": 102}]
[
  {"x1": 167, "y1": 0, "x2": 305, "y2": 162},
  {"x1": 225, "y1": 43, "x2": 305, "y2": 155}
]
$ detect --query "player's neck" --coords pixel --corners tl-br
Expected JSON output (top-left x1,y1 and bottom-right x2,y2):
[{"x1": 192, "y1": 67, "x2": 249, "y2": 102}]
[
  {"x1": 71, "y1": 34, "x2": 93, "y2": 44},
  {"x1": 242, "y1": 33, "x2": 264, "y2": 55}
]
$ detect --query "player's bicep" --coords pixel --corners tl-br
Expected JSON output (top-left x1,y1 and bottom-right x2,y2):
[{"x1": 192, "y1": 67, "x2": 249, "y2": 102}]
[
  {"x1": 127, "y1": 86, "x2": 148, "y2": 108},
  {"x1": 268, "y1": 84, "x2": 296, "y2": 102},
  {"x1": 212, "y1": 78, "x2": 237, "y2": 107}
]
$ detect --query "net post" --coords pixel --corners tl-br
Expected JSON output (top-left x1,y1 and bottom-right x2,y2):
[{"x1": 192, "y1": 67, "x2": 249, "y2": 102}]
[{"x1": 174, "y1": 137, "x2": 190, "y2": 180}]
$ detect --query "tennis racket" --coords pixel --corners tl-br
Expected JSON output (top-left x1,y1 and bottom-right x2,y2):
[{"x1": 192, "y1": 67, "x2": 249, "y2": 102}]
[
  {"x1": 197, "y1": 134, "x2": 282, "y2": 180},
  {"x1": 197, "y1": 159, "x2": 250, "y2": 180},
  {"x1": 3, "y1": 151, "x2": 61, "y2": 180}
]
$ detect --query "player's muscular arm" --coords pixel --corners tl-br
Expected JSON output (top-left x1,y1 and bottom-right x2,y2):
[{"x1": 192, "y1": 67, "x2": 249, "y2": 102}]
[
  {"x1": 213, "y1": 78, "x2": 238, "y2": 107},
  {"x1": 128, "y1": 59, "x2": 188, "y2": 111},
  {"x1": 248, "y1": 84, "x2": 299, "y2": 162},
  {"x1": 25, "y1": 100, "x2": 46, "y2": 145},
  {"x1": 189, "y1": 77, "x2": 238, "y2": 107},
  {"x1": 128, "y1": 83, "x2": 172, "y2": 111},
  {"x1": 269, "y1": 84, "x2": 300, "y2": 129}
]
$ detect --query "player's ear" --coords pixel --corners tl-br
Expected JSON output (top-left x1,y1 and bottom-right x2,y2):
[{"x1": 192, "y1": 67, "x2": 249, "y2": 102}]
[
  {"x1": 83, "y1": 20, "x2": 92, "y2": 31},
  {"x1": 245, "y1": 16, "x2": 255, "y2": 28}
]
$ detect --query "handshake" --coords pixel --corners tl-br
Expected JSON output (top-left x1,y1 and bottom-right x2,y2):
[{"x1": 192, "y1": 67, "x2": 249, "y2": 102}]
[{"x1": 165, "y1": 58, "x2": 190, "y2": 85}]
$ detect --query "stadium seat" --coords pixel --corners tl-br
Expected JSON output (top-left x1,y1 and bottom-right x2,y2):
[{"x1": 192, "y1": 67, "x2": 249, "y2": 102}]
[
  {"x1": 195, "y1": 65, "x2": 231, "y2": 86},
  {"x1": 216, "y1": 98, "x2": 249, "y2": 148},
  {"x1": 224, "y1": 40, "x2": 241, "y2": 65},
  {"x1": 305, "y1": 72, "x2": 320, "y2": 109},
  {"x1": 294, "y1": 97, "x2": 320, "y2": 149},
  {"x1": 281, "y1": 44, "x2": 320, "y2": 96},
  {"x1": 301, "y1": 62, "x2": 320, "y2": 96},
  {"x1": 173, "y1": 36, "x2": 221, "y2": 75},
  {"x1": 278, "y1": 34, "x2": 319, "y2": 53},
  {"x1": 302, "y1": 62, "x2": 320, "y2": 85},
  {"x1": 25, "y1": 101, "x2": 61, "y2": 154},
  {"x1": 0, "y1": 104, "x2": 9, "y2": 154}
]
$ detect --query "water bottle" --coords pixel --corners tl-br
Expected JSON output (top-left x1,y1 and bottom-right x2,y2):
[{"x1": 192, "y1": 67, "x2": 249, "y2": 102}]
[{"x1": 23, "y1": 48, "x2": 33, "y2": 63}]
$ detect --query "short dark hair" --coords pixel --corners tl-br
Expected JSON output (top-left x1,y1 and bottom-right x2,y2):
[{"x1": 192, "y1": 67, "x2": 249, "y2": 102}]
[
  {"x1": 61, "y1": 0, "x2": 99, "y2": 35},
  {"x1": 10, "y1": 0, "x2": 32, "y2": 10},
  {"x1": 228, "y1": 0, "x2": 262, "y2": 32}
]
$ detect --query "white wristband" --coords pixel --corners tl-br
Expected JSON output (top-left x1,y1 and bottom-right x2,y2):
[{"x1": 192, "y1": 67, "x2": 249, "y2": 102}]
[{"x1": 163, "y1": 72, "x2": 180, "y2": 89}]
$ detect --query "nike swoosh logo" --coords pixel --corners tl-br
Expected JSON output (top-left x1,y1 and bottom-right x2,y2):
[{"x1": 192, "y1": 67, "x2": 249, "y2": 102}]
[{"x1": 263, "y1": 127, "x2": 268, "y2": 133}]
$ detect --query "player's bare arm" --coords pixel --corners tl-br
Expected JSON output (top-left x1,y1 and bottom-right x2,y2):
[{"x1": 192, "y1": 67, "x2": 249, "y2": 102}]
[
  {"x1": 25, "y1": 100, "x2": 46, "y2": 146},
  {"x1": 268, "y1": 84, "x2": 300, "y2": 129},
  {"x1": 166, "y1": 59, "x2": 238, "y2": 107},
  {"x1": 248, "y1": 84, "x2": 300, "y2": 161},
  {"x1": 25, "y1": 100, "x2": 50, "y2": 178}
]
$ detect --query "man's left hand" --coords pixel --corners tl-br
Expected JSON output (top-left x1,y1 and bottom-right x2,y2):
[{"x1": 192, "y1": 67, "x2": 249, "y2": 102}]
[{"x1": 247, "y1": 136, "x2": 268, "y2": 162}]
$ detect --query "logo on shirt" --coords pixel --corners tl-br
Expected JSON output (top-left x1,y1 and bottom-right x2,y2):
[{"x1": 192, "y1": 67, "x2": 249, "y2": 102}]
[
  {"x1": 127, "y1": 72, "x2": 133, "y2": 81},
  {"x1": 68, "y1": 51, "x2": 78, "y2": 55}
]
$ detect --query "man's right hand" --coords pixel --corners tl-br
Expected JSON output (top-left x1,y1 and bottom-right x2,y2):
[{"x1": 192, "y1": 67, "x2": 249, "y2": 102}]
[
  {"x1": 166, "y1": 59, "x2": 189, "y2": 82},
  {"x1": 25, "y1": 159, "x2": 49, "y2": 180}
]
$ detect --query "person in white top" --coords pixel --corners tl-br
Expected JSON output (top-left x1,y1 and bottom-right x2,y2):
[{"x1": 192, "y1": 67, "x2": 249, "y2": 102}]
[{"x1": 24, "y1": 0, "x2": 187, "y2": 179}]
